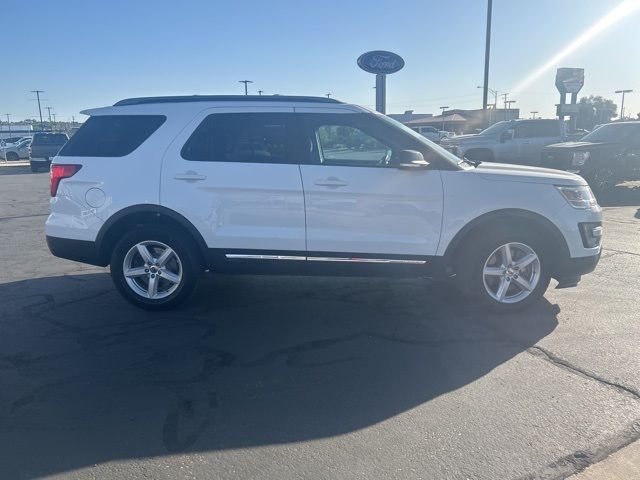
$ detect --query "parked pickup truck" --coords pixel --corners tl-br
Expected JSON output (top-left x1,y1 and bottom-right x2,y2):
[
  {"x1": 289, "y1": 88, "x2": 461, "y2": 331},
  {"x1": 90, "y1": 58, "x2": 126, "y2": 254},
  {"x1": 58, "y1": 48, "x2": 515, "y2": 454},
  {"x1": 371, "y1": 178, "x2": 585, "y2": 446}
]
[
  {"x1": 441, "y1": 119, "x2": 567, "y2": 165},
  {"x1": 410, "y1": 125, "x2": 451, "y2": 143},
  {"x1": 30, "y1": 132, "x2": 69, "y2": 172}
]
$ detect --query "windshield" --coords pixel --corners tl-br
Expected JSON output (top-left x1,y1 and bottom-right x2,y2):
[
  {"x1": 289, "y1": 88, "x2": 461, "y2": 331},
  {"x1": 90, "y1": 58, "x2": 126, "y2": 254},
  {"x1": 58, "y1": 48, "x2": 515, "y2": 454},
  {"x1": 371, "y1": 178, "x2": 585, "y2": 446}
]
[
  {"x1": 376, "y1": 113, "x2": 463, "y2": 167},
  {"x1": 478, "y1": 121, "x2": 509, "y2": 135},
  {"x1": 582, "y1": 123, "x2": 639, "y2": 143}
]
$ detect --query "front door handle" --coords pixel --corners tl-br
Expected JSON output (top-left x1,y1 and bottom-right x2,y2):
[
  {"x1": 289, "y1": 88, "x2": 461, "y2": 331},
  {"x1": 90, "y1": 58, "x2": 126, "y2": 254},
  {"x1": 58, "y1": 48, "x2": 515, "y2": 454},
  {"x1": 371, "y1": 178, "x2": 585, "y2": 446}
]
[
  {"x1": 314, "y1": 177, "x2": 349, "y2": 188},
  {"x1": 174, "y1": 171, "x2": 207, "y2": 181}
]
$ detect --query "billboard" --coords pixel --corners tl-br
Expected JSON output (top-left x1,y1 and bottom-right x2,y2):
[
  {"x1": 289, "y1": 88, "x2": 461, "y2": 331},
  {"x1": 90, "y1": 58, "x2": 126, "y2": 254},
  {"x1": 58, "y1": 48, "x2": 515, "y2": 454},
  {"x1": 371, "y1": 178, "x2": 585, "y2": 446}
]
[{"x1": 555, "y1": 68, "x2": 584, "y2": 94}]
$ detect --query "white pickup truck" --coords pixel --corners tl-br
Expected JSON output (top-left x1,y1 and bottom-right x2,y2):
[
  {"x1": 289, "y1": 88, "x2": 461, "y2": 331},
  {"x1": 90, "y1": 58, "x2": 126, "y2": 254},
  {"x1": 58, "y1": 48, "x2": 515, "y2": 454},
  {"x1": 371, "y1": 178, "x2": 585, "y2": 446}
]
[{"x1": 410, "y1": 125, "x2": 451, "y2": 143}]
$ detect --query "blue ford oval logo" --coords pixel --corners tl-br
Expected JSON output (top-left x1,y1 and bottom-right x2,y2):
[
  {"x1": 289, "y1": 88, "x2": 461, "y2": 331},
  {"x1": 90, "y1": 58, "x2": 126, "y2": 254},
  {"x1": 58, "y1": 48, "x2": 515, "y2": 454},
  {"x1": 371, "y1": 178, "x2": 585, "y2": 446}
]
[{"x1": 357, "y1": 51, "x2": 405, "y2": 75}]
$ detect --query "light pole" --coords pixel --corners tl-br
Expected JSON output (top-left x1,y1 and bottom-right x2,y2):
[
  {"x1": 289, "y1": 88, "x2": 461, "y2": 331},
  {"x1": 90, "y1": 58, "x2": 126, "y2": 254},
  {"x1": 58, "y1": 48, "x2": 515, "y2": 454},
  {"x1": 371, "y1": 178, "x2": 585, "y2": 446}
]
[
  {"x1": 257, "y1": 90, "x2": 264, "y2": 96},
  {"x1": 238, "y1": 80, "x2": 253, "y2": 95},
  {"x1": 481, "y1": 0, "x2": 493, "y2": 114},
  {"x1": 52, "y1": 113, "x2": 57, "y2": 130},
  {"x1": 31, "y1": 90, "x2": 45, "y2": 130},
  {"x1": 440, "y1": 106, "x2": 449, "y2": 131},
  {"x1": 614, "y1": 89, "x2": 633, "y2": 119},
  {"x1": 506, "y1": 100, "x2": 516, "y2": 119},
  {"x1": 530, "y1": 111, "x2": 538, "y2": 119},
  {"x1": 326, "y1": 93, "x2": 331, "y2": 98}
]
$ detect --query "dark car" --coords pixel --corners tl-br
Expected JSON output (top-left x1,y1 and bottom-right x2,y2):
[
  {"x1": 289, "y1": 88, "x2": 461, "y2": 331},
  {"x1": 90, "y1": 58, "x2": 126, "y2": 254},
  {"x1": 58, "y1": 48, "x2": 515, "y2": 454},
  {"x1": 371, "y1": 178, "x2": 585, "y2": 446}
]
[
  {"x1": 29, "y1": 132, "x2": 69, "y2": 172},
  {"x1": 541, "y1": 121, "x2": 640, "y2": 193}
]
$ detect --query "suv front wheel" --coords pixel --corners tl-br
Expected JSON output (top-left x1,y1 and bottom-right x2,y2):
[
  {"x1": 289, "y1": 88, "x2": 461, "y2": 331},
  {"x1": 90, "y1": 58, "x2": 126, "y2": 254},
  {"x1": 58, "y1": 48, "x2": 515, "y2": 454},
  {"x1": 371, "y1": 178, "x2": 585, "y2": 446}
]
[
  {"x1": 459, "y1": 228, "x2": 550, "y2": 312},
  {"x1": 110, "y1": 226, "x2": 202, "y2": 310}
]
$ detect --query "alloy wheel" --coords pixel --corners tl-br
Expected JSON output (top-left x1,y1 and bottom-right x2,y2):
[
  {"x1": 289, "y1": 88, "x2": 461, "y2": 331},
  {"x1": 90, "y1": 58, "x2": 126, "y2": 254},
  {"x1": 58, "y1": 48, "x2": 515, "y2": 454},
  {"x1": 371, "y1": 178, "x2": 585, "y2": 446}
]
[
  {"x1": 123, "y1": 240, "x2": 183, "y2": 299},
  {"x1": 482, "y1": 242, "x2": 541, "y2": 304}
]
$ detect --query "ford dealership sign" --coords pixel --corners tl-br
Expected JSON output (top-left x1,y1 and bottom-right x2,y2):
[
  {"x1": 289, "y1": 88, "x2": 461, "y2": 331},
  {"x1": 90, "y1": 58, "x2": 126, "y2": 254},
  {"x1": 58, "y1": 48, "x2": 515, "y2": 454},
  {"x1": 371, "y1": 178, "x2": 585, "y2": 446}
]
[{"x1": 357, "y1": 51, "x2": 405, "y2": 75}]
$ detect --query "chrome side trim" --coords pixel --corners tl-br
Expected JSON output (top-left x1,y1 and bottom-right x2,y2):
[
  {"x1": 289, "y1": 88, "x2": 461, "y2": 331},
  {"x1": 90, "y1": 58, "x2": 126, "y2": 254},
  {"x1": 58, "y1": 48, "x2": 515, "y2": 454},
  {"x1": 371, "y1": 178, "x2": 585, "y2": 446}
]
[
  {"x1": 225, "y1": 254, "x2": 426, "y2": 265},
  {"x1": 306, "y1": 256, "x2": 426, "y2": 265},
  {"x1": 225, "y1": 254, "x2": 306, "y2": 261}
]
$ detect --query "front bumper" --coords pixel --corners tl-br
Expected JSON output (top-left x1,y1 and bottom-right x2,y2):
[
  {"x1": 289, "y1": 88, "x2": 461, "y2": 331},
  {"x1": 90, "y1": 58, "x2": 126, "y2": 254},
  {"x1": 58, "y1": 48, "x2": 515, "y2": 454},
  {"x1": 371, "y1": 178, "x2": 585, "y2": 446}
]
[{"x1": 552, "y1": 251, "x2": 601, "y2": 288}]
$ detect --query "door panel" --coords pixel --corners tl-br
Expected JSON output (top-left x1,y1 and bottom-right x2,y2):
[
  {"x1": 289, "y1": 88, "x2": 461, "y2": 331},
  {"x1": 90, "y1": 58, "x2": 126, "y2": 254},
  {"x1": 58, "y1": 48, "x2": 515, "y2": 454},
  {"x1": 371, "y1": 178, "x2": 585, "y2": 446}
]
[
  {"x1": 300, "y1": 165, "x2": 443, "y2": 255},
  {"x1": 160, "y1": 107, "x2": 306, "y2": 252}
]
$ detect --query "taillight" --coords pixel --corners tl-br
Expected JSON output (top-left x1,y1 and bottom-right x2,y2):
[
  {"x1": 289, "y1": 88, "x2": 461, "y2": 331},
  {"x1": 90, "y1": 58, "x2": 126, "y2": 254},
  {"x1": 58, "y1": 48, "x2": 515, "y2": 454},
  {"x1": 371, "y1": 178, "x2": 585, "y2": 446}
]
[{"x1": 50, "y1": 164, "x2": 82, "y2": 197}]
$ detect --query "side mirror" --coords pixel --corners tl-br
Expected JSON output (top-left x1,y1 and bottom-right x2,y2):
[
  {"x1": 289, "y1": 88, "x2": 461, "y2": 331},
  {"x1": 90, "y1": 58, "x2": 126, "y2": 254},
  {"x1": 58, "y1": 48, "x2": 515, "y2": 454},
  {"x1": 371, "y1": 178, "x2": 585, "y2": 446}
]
[
  {"x1": 395, "y1": 150, "x2": 429, "y2": 170},
  {"x1": 500, "y1": 130, "x2": 514, "y2": 143}
]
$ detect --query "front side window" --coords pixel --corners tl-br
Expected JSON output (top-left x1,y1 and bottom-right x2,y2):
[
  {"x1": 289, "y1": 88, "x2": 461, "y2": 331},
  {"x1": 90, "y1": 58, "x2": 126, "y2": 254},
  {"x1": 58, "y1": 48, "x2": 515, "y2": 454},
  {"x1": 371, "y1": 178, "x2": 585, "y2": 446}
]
[
  {"x1": 316, "y1": 124, "x2": 392, "y2": 166},
  {"x1": 181, "y1": 113, "x2": 293, "y2": 163},
  {"x1": 59, "y1": 115, "x2": 165, "y2": 157}
]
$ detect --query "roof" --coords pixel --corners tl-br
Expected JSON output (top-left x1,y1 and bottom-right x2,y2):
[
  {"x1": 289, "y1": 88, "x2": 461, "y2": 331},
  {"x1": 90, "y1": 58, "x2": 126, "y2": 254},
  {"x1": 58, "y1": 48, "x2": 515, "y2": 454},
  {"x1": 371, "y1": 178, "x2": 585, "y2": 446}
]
[
  {"x1": 113, "y1": 95, "x2": 342, "y2": 106},
  {"x1": 405, "y1": 113, "x2": 468, "y2": 125}
]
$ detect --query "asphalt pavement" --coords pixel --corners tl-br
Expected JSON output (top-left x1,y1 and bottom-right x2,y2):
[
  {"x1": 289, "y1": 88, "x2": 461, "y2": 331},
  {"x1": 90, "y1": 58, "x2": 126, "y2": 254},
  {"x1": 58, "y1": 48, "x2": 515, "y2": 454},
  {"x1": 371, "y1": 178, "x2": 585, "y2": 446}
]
[{"x1": 0, "y1": 164, "x2": 639, "y2": 480}]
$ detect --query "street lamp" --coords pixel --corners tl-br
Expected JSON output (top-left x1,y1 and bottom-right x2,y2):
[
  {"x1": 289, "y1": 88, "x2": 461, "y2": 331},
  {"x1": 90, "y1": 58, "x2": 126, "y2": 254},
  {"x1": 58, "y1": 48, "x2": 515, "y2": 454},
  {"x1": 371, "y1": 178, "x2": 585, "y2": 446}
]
[
  {"x1": 440, "y1": 106, "x2": 449, "y2": 131},
  {"x1": 257, "y1": 90, "x2": 264, "y2": 96},
  {"x1": 614, "y1": 89, "x2": 633, "y2": 119},
  {"x1": 238, "y1": 80, "x2": 253, "y2": 95},
  {"x1": 530, "y1": 111, "x2": 539, "y2": 119}
]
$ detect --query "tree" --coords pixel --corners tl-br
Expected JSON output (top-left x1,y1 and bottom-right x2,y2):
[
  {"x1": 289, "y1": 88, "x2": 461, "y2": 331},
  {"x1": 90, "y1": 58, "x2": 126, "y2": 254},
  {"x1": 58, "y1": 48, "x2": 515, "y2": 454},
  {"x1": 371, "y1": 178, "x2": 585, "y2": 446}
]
[{"x1": 576, "y1": 95, "x2": 618, "y2": 130}]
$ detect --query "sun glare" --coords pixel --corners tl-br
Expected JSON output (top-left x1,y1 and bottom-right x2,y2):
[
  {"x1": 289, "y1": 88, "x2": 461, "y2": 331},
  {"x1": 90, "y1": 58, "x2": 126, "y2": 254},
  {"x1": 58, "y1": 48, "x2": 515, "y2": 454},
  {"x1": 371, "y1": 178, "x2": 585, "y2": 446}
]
[{"x1": 510, "y1": 0, "x2": 640, "y2": 94}]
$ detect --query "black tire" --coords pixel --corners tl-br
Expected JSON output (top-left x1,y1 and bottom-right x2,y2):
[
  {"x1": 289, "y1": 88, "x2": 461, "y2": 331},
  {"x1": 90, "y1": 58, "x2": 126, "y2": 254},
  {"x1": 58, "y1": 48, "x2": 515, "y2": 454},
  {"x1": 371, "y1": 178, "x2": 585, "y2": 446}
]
[
  {"x1": 6, "y1": 152, "x2": 19, "y2": 161},
  {"x1": 110, "y1": 226, "x2": 203, "y2": 310},
  {"x1": 588, "y1": 166, "x2": 617, "y2": 194},
  {"x1": 457, "y1": 226, "x2": 551, "y2": 313}
]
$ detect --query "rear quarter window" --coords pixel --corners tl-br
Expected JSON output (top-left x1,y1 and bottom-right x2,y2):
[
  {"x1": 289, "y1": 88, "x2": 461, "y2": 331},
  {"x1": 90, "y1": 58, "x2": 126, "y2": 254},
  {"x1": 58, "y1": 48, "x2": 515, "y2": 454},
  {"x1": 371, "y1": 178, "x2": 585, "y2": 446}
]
[
  {"x1": 32, "y1": 133, "x2": 68, "y2": 145},
  {"x1": 59, "y1": 115, "x2": 166, "y2": 157}
]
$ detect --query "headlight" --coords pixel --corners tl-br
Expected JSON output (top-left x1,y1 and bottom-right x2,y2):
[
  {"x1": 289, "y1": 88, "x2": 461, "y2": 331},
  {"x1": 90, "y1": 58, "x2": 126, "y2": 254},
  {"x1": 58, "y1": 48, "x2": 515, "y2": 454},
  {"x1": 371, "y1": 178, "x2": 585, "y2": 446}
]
[
  {"x1": 572, "y1": 151, "x2": 590, "y2": 166},
  {"x1": 556, "y1": 185, "x2": 597, "y2": 209}
]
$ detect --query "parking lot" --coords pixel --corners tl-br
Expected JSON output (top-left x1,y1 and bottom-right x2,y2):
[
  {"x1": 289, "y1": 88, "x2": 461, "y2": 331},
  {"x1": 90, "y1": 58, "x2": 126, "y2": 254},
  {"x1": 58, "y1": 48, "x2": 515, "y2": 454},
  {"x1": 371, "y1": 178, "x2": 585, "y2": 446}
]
[{"x1": 0, "y1": 164, "x2": 639, "y2": 479}]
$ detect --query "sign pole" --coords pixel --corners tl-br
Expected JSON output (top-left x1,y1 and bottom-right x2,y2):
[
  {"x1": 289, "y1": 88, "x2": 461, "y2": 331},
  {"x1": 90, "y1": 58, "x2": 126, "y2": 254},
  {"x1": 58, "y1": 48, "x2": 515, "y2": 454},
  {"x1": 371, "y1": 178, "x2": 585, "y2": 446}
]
[{"x1": 375, "y1": 74, "x2": 386, "y2": 114}]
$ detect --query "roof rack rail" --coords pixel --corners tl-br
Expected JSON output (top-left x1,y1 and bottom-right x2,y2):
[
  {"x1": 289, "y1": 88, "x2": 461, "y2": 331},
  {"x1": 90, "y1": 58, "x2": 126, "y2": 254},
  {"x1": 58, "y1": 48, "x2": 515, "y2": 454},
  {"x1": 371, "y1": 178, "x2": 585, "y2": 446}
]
[{"x1": 114, "y1": 95, "x2": 343, "y2": 106}]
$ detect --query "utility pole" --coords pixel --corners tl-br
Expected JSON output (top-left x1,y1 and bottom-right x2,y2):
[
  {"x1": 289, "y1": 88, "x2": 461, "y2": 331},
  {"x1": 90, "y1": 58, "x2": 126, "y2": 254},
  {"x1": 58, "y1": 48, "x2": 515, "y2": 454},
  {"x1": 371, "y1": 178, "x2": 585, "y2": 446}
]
[
  {"x1": 31, "y1": 90, "x2": 45, "y2": 130},
  {"x1": 530, "y1": 111, "x2": 539, "y2": 119},
  {"x1": 440, "y1": 106, "x2": 449, "y2": 131},
  {"x1": 501, "y1": 93, "x2": 509, "y2": 120},
  {"x1": 614, "y1": 89, "x2": 633, "y2": 119},
  {"x1": 257, "y1": 90, "x2": 264, "y2": 96},
  {"x1": 477, "y1": 85, "x2": 498, "y2": 124},
  {"x1": 482, "y1": 0, "x2": 493, "y2": 115},
  {"x1": 45, "y1": 107, "x2": 53, "y2": 125},
  {"x1": 326, "y1": 93, "x2": 331, "y2": 98},
  {"x1": 5, "y1": 114, "x2": 11, "y2": 138},
  {"x1": 238, "y1": 80, "x2": 253, "y2": 95},
  {"x1": 52, "y1": 113, "x2": 57, "y2": 129},
  {"x1": 506, "y1": 100, "x2": 516, "y2": 119}
]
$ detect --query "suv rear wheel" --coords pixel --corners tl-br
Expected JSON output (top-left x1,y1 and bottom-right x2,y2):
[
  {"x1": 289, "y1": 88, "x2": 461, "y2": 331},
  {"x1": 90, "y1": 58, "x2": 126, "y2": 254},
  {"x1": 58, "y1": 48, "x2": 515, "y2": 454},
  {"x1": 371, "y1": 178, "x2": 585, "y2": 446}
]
[
  {"x1": 110, "y1": 226, "x2": 202, "y2": 310},
  {"x1": 458, "y1": 227, "x2": 550, "y2": 312}
]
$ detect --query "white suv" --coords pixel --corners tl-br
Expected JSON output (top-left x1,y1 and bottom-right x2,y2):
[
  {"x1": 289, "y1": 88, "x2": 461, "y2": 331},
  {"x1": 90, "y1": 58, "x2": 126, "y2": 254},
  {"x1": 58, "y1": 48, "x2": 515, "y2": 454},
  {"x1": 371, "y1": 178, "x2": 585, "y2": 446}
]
[{"x1": 46, "y1": 95, "x2": 602, "y2": 311}]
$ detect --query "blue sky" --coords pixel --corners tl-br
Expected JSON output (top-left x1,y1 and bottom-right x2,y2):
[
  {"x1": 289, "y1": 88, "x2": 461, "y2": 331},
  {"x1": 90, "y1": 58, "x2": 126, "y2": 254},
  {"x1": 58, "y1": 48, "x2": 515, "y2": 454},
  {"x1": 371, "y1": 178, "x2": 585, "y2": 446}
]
[{"x1": 2, "y1": 0, "x2": 639, "y2": 122}]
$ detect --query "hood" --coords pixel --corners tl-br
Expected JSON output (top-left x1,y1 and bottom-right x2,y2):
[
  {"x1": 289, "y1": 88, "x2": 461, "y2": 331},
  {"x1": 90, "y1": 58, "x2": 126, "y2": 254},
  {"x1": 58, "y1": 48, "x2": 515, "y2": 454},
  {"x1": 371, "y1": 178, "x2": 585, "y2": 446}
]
[
  {"x1": 544, "y1": 141, "x2": 609, "y2": 150},
  {"x1": 474, "y1": 162, "x2": 586, "y2": 186},
  {"x1": 441, "y1": 133, "x2": 480, "y2": 144}
]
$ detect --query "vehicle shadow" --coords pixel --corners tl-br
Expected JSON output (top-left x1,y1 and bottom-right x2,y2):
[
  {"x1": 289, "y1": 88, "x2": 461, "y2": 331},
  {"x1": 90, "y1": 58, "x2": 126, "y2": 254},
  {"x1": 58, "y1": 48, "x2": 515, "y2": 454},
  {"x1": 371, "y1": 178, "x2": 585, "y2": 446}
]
[
  {"x1": 0, "y1": 164, "x2": 38, "y2": 176},
  {"x1": 0, "y1": 272, "x2": 558, "y2": 478}
]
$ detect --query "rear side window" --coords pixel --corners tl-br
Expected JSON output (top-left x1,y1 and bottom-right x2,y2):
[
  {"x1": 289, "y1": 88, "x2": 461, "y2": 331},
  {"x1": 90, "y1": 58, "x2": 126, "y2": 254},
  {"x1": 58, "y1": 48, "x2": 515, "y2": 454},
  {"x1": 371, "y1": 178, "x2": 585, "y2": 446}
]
[
  {"x1": 514, "y1": 121, "x2": 559, "y2": 138},
  {"x1": 181, "y1": 113, "x2": 293, "y2": 163},
  {"x1": 32, "y1": 133, "x2": 68, "y2": 145},
  {"x1": 59, "y1": 115, "x2": 165, "y2": 157}
]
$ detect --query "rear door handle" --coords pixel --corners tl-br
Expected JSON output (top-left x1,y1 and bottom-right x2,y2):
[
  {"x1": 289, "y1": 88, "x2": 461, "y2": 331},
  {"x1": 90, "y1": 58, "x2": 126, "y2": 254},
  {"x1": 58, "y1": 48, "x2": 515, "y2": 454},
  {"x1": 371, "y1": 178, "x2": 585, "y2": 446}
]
[
  {"x1": 314, "y1": 177, "x2": 349, "y2": 188},
  {"x1": 174, "y1": 171, "x2": 207, "y2": 181}
]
